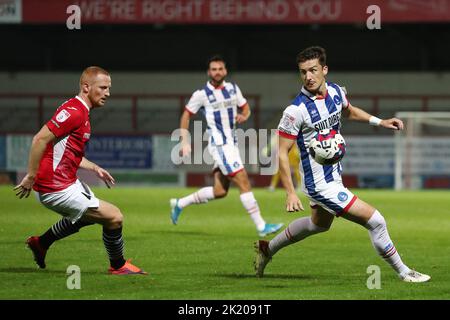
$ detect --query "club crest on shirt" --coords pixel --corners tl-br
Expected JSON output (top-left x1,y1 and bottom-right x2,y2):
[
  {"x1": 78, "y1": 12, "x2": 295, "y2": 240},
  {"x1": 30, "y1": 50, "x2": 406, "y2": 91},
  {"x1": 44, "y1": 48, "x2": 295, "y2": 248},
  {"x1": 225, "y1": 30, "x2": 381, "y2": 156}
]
[
  {"x1": 338, "y1": 192, "x2": 348, "y2": 201},
  {"x1": 56, "y1": 109, "x2": 71, "y2": 123},
  {"x1": 333, "y1": 95, "x2": 342, "y2": 105},
  {"x1": 83, "y1": 133, "x2": 90, "y2": 140}
]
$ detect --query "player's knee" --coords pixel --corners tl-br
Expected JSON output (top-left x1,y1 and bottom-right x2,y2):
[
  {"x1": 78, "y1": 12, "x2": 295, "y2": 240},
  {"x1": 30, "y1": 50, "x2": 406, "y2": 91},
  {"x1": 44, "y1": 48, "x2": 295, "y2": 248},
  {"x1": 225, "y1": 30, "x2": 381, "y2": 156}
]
[
  {"x1": 214, "y1": 188, "x2": 228, "y2": 198},
  {"x1": 310, "y1": 219, "x2": 330, "y2": 233},
  {"x1": 109, "y1": 207, "x2": 124, "y2": 228}
]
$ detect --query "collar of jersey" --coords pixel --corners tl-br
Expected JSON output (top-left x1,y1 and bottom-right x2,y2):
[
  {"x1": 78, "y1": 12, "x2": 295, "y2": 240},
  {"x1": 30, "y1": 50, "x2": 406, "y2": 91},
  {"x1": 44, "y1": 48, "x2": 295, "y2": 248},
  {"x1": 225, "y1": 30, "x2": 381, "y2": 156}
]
[
  {"x1": 207, "y1": 81, "x2": 227, "y2": 90},
  {"x1": 301, "y1": 84, "x2": 328, "y2": 101},
  {"x1": 75, "y1": 96, "x2": 91, "y2": 112}
]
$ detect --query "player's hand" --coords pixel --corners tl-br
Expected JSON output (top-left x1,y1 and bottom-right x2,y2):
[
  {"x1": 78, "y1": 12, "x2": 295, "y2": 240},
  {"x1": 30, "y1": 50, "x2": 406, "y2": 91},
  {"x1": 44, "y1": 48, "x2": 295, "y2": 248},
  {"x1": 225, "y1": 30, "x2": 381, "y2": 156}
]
[
  {"x1": 235, "y1": 114, "x2": 249, "y2": 124},
  {"x1": 286, "y1": 192, "x2": 304, "y2": 212},
  {"x1": 94, "y1": 166, "x2": 115, "y2": 188},
  {"x1": 14, "y1": 174, "x2": 35, "y2": 199},
  {"x1": 381, "y1": 118, "x2": 404, "y2": 130},
  {"x1": 180, "y1": 143, "x2": 192, "y2": 157}
]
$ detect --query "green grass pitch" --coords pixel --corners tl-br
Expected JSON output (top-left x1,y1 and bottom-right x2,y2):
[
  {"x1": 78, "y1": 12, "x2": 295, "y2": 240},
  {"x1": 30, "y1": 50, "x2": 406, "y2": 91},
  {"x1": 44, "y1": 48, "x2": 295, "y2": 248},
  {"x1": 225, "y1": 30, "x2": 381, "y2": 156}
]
[{"x1": 0, "y1": 186, "x2": 449, "y2": 300}]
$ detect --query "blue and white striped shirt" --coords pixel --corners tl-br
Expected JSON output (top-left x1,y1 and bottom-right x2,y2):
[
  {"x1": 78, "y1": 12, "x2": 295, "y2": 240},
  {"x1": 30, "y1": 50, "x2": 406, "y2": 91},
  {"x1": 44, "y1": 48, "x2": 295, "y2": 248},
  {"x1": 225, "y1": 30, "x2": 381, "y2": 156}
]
[
  {"x1": 278, "y1": 82, "x2": 349, "y2": 192},
  {"x1": 186, "y1": 81, "x2": 247, "y2": 146}
]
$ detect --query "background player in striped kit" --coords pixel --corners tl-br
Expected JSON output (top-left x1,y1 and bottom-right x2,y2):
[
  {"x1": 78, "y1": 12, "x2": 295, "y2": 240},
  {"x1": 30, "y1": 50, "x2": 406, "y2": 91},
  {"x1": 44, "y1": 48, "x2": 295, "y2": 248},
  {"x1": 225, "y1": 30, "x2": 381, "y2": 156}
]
[
  {"x1": 170, "y1": 55, "x2": 283, "y2": 237},
  {"x1": 14, "y1": 67, "x2": 146, "y2": 275},
  {"x1": 254, "y1": 46, "x2": 430, "y2": 282}
]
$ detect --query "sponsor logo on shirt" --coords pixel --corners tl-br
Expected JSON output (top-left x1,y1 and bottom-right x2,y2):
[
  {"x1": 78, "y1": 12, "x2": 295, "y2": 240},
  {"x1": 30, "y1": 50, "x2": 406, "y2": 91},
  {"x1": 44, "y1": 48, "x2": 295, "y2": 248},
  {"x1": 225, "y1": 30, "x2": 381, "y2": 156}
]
[
  {"x1": 208, "y1": 94, "x2": 217, "y2": 103},
  {"x1": 56, "y1": 109, "x2": 71, "y2": 123},
  {"x1": 279, "y1": 113, "x2": 295, "y2": 133}
]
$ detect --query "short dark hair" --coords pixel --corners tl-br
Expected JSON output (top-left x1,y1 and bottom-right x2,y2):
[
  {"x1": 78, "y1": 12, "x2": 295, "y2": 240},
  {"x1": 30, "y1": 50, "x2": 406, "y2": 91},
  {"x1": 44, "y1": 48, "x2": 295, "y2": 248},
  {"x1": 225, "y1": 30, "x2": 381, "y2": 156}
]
[
  {"x1": 207, "y1": 55, "x2": 226, "y2": 69},
  {"x1": 296, "y1": 46, "x2": 327, "y2": 66}
]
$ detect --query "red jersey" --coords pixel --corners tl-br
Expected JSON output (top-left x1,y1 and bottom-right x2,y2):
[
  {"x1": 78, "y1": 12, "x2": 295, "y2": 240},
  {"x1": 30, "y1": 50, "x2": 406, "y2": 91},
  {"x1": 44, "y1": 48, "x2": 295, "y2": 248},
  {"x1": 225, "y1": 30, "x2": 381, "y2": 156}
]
[{"x1": 33, "y1": 96, "x2": 91, "y2": 193}]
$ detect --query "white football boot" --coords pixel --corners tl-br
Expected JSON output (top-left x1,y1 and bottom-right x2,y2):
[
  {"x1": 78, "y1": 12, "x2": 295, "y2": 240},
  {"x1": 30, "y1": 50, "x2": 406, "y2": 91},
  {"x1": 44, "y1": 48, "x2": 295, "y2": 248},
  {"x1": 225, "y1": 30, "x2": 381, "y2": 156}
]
[{"x1": 400, "y1": 270, "x2": 431, "y2": 283}]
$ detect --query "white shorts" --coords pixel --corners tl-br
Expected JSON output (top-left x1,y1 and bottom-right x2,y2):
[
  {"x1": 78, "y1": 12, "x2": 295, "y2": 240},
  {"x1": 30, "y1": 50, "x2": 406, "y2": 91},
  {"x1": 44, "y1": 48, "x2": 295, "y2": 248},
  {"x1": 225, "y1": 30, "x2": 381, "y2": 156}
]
[
  {"x1": 35, "y1": 179, "x2": 100, "y2": 223},
  {"x1": 304, "y1": 181, "x2": 357, "y2": 217},
  {"x1": 208, "y1": 143, "x2": 244, "y2": 176}
]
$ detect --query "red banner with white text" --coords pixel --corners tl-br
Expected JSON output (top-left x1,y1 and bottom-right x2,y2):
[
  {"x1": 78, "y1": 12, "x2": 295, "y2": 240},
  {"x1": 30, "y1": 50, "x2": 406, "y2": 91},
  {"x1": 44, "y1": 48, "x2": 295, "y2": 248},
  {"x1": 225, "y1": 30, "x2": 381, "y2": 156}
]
[{"x1": 2, "y1": 0, "x2": 450, "y2": 24}]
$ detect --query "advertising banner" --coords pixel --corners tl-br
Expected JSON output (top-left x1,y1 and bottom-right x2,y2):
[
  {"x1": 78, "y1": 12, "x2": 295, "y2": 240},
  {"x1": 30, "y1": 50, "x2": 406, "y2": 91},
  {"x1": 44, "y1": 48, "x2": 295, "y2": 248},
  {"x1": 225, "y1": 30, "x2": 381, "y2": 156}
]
[
  {"x1": 84, "y1": 135, "x2": 153, "y2": 169},
  {"x1": 6, "y1": 134, "x2": 32, "y2": 171},
  {"x1": 0, "y1": 0, "x2": 21, "y2": 23},
  {"x1": 21, "y1": 0, "x2": 450, "y2": 24}
]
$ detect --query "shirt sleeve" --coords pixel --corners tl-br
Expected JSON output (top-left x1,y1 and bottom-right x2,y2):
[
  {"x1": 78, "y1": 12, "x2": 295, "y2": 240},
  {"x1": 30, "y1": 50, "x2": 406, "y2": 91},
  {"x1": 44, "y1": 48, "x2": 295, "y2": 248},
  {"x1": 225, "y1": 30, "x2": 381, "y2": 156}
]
[
  {"x1": 185, "y1": 90, "x2": 204, "y2": 115},
  {"x1": 234, "y1": 84, "x2": 248, "y2": 108},
  {"x1": 46, "y1": 106, "x2": 83, "y2": 138},
  {"x1": 339, "y1": 85, "x2": 350, "y2": 108},
  {"x1": 277, "y1": 105, "x2": 303, "y2": 140}
]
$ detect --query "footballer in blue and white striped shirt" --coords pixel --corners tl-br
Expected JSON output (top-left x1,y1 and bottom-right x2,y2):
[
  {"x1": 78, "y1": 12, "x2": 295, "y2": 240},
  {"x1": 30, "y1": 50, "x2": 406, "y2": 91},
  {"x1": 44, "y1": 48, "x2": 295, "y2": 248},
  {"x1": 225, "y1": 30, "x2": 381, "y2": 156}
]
[
  {"x1": 170, "y1": 55, "x2": 283, "y2": 238},
  {"x1": 255, "y1": 46, "x2": 430, "y2": 283}
]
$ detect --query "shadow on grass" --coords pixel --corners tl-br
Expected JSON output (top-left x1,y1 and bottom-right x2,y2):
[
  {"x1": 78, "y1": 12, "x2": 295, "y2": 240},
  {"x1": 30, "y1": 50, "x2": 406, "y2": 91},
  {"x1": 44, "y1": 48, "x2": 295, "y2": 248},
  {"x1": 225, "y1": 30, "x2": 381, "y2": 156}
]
[
  {"x1": 0, "y1": 267, "x2": 64, "y2": 274},
  {"x1": 217, "y1": 273, "x2": 314, "y2": 280},
  {"x1": 141, "y1": 230, "x2": 214, "y2": 237},
  {"x1": 0, "y1": 267, "x2": 107, "y2": 275}
]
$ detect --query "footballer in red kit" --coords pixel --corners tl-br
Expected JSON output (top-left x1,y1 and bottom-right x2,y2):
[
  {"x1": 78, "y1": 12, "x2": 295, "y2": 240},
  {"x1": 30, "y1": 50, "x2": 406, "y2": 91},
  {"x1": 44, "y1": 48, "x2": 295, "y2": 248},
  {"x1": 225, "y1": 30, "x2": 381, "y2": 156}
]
[
  {"x1": 34, "y1": 96, "x2": 91, "y2": 193},
  {"x1": 14, "y1": 67, "x2": 147, "y2": 275}
]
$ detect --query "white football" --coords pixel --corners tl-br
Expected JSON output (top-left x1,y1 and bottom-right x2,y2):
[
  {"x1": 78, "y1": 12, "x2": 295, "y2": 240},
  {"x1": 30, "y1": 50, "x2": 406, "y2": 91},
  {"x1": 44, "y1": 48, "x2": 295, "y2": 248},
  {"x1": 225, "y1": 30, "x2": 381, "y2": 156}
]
[{"x1": 308, "y1": 129, "x2": 346, "y2": 165}]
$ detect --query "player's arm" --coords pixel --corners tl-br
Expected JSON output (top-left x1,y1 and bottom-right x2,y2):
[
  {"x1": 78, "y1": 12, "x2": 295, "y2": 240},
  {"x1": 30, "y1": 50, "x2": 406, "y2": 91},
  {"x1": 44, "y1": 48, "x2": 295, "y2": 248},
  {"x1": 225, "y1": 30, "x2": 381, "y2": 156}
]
[
  {"x1": 343, "y1": 103, "x2": 404, "y2": 130},
  {"x1": 179, "y1": 109, "x2": 192, "y2": 157},
  {"x1": 236, "y1": 103, "x2": 251, "y2": 124},
  {"x1": 80, "y1": 157, "x2": 115, "y2": 188},
  {"x1": 278, "y1": 135, "x2": 304, "y2": 212},
  {"x1": 235, "y1": 84, "x2": 251, "y2": 124},
  {"x1": 14, "y1": 125, "x2": 56, "y2": 198}
]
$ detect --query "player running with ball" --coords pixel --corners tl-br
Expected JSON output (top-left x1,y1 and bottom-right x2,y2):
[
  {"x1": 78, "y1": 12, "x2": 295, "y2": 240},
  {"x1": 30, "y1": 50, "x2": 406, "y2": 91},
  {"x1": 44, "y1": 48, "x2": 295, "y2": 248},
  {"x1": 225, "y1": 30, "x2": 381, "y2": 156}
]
[{"x1": 254, "y1": 46, "x2": 430, "y2": 283}]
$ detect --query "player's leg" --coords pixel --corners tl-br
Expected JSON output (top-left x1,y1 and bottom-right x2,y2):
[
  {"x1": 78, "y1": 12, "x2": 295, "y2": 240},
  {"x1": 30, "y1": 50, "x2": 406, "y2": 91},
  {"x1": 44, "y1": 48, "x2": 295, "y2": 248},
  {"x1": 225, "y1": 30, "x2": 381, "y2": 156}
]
[
  {"x1": 27, "y1": 181, "x2": 98, "y2": 269},
  {"x1": 169, "y1": 144, "x2": 228, "y2": 225},
  {"x1": 255, "y1": 206, "x2": 332, "y2": 277},
  {"x1": 169, "y1": 170, "x2": 222, "y2": 225},
  {"x1": 175, "y1": 184, "x2": 216, "y2": 208},
  {"x1": 230, "y1": 169, "x2": 283, "y2": 236},
  {"x1": 343, "y1": 198, "x2": 430, "y2": 282},
  {"x1": 83, "y1": 200, "x2": 147, "y2": 275},
  {"x1": 212, "y1": 168, "x2": 230, "y2": 198},
  {"x1": 26, "y1": 218, "x2": 94, "y2": 269},
  {"x1": 270, "y1": 205, "x2": 332, "y2": 256}
]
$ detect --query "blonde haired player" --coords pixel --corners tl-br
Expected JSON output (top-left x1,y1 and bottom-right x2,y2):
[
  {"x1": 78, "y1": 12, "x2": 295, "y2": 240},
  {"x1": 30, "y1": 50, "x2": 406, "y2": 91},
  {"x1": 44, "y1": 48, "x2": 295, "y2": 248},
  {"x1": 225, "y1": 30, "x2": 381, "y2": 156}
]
[{"x1": 15, "y1": 67, "x2": 146, "y2": 275}]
